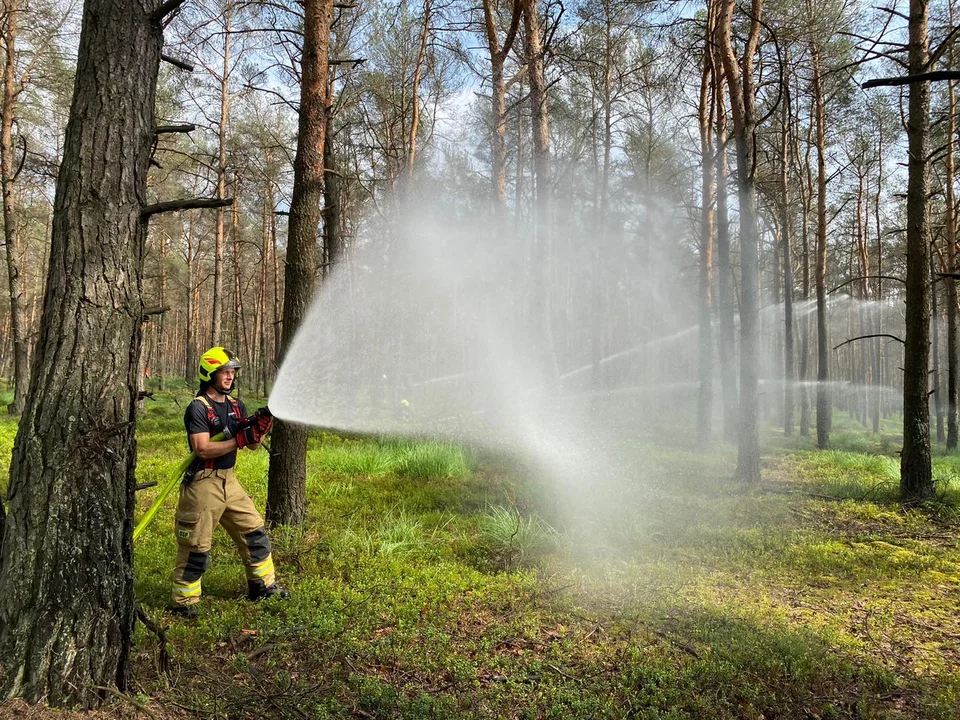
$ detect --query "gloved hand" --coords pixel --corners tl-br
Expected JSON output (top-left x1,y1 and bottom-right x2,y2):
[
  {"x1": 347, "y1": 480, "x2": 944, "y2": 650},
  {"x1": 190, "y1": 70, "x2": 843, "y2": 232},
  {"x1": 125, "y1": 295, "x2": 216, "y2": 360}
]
[
  {"x1": 250, "y1": 407, "x2": 273, "y2": 436},
  {"x1": 235, "y1": 407, "x2": 273, "y2": 449},
  {"x1": 222, "y1": 416, "x2": 252, "y2": 441},
  {"x1": 235, "y1": 423, "x2": 264, "y2": 449}
]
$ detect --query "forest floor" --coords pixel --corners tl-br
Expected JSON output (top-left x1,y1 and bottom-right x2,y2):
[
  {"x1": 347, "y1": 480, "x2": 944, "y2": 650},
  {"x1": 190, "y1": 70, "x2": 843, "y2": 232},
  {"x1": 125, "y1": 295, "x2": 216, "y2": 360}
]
[{"x1": 1, "y1": 391, "x2": 959, "y2": 719}]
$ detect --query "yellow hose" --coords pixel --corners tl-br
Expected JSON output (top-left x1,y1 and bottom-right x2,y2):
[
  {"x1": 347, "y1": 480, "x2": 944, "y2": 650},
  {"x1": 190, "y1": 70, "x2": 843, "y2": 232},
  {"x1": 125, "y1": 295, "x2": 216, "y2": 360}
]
[{"x1": 133, "y1": 431, "x2": 226, "y2": 541}]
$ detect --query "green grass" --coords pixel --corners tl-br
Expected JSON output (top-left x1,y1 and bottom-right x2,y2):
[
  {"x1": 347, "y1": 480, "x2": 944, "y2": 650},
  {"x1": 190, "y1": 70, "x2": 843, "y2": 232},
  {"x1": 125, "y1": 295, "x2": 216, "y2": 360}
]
[{"x1": 4, "y1": 393, "x2": 960, "y2": 718}]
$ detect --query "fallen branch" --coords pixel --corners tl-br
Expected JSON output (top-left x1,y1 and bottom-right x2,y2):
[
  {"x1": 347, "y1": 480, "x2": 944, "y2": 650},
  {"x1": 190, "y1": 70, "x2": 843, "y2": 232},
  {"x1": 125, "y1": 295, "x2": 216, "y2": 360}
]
[
  {"x1": 245, "y1": 643, "x2": 277, "y2": 661},
  {"x1": 652, "y1": 630, "x2": 700, "y2": 659},
  {"x1": 761, "y1": 486, "x2": 848, "y2": 502},
  {"x1": 95, "y1": 685, "x2": 160, "y2": 720},
  {"x1": 135, "y1": 604, "x2": 170, "y2": 677},
  {"x1": 142, "y1": 197, "x2": 234, "y2": 217}
]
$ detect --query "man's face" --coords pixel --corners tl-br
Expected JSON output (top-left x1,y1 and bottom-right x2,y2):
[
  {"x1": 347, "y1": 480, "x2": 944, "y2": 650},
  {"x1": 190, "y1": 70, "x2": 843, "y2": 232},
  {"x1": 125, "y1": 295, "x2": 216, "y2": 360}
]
[{"x1": 213, "y1": 367, "x2": 236, "y2": 393}]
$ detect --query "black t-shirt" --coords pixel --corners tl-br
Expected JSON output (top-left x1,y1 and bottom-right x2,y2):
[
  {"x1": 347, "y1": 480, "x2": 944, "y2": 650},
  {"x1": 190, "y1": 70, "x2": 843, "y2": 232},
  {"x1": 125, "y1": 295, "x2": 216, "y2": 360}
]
[{"x1": 184, "y1": 395, "x2": 248, "y2": 471}]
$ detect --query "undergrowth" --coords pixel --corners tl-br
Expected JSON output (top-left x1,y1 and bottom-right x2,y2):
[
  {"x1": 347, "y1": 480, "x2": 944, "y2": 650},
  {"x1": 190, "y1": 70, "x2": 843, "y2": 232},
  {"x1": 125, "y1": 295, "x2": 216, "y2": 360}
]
[{"x1": 3, "y1": 394, "x2": 960, "y2": 718}]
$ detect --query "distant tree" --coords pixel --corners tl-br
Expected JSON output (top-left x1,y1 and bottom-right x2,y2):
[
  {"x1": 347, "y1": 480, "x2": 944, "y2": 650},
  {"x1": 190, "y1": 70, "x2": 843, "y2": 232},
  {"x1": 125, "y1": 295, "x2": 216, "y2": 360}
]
[
  {"x1": 717, "y1": 0, "x2": 764, "y2": 482},
  {"x1": 480, "y1": 0, "x2": 520, "y2": 208},
  {"x1": 697, "y1": 1, "x2": 716, "y2": 446},
  {"x1": 809, "y1": 2, "x2": 831, "y2": 450},
  {"x1": 1, "y1": 0, "x2": 28, "y2": 415}
]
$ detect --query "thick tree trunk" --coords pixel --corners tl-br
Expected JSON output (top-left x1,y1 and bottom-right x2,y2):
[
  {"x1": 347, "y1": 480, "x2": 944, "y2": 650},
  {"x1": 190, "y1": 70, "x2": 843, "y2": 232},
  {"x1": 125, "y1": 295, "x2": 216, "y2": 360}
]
[
  {"x1": 718, "y1": 0, "x2": 763, "y2": 482},
  {"x1": 0, "y1": 0, "x2": 162, "y2": 706},
  {"x1": 267, "y1": 0, "x2": 334, "y2": 527},
  {"x1": 900, "y1": 0, "x2": 933, "y2": 501},
  {"x1": 1, "y1": 0, "x2": 27, "y2": 415}
]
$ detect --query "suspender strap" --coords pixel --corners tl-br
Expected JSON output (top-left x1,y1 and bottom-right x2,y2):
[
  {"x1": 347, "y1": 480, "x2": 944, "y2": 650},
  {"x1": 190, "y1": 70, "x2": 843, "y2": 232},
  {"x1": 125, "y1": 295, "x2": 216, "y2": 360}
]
[{"x1": 194, "y1": 395, "x2": 216, "y2": 470}]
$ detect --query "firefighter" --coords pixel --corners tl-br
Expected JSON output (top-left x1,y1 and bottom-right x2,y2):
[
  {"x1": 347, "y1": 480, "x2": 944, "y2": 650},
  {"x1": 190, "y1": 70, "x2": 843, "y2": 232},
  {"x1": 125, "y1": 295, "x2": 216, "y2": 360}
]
[{"x1": 169, "y1": 346, "x2": 289, "y2": 618}]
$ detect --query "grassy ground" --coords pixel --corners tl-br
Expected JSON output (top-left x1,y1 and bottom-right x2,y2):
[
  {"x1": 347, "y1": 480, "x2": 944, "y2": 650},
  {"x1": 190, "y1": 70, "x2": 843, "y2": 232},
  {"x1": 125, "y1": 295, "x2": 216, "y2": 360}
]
[{"x1": 1, "y1": 391, "x2": 960, "y2": 718}]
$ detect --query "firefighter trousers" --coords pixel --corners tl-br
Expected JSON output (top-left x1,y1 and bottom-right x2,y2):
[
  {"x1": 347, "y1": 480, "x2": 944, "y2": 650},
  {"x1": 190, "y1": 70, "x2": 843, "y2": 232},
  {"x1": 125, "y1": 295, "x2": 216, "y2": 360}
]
[{"x1": 171, "y1": 468, "x2": 277, "y2": 606}]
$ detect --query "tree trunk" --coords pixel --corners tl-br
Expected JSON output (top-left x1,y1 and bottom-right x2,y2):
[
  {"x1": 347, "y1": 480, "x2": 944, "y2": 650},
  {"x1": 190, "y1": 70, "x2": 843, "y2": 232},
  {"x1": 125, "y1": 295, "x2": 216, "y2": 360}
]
[
  {"x1": 900, "y1": 0, "x2": 933, "y2": 501},
  {"x1": 404, "y1": 0, "x2": 430, "y2": 178},
  {"x1": 323, "y1": 89, "x2": 342, "y2": 272},
  {"x1": 811, "y1": 35, "x2": 831, "y2": 449},
  {"x1": 158, "y1": 232, "x2": 167, "y2": 390},
  {"x1": 946, "y1": 70, "x2": 958, "y2": 449},
  {"x1": 184, "y1": 210, "x2": 197, "y2": 385},
  {"x1": 697, "y1": 6, "x2": 715, "y2": 447},
  {"x1": 1, "y1": 0, "x2": 27, "y2": 415},
  {"x1": 521, "y1": 0, "x2": 555, "y2": 379},
  {"x1": 0, "y1": 0, "x2": 162, "y2": 705},
  {"x1": 798, "y1": 119, "x2": 813, "y2": 437},
  {"x1": 932, "y1": 245, "x2": 944, "y2": 442},
  {"x1": 267, "y1": 0, "x2": 334, "y2": 527},
  {"x1": 481, "y1": 0, "x2": 519, "y2": 207},
  {"x1": 781, "y1": 61, "x2": 795, "y2": 436},
  {"x1": 713, "y1": 30, "x2": 737, "y2": 443},
  {"x1": 873, "y1": 114, "x2": 884, "y2": 433},
  {"x1": 718, "y1": 0, "x2": 763, "y2": 482},
  {"x1": 212, "y1": 7, "x2": 231, "y2": 345}
]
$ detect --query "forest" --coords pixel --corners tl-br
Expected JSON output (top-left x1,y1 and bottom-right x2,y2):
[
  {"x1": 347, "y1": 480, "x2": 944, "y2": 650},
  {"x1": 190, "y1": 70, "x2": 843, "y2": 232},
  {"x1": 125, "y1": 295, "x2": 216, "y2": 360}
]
[{"x1": 0, "y1": 0, "x2": 959, "y2": 717}]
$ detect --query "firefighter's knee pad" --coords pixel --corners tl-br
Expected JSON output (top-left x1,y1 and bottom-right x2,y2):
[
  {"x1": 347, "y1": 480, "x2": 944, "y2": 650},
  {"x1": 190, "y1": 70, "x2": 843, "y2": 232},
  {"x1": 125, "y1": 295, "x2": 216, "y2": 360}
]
[
  {"x1": 183, "y1": 550, "x2": 210, "y2": 582},
  {"x1": 243, "y1": 527, "x2": 271, "y2": 563}
]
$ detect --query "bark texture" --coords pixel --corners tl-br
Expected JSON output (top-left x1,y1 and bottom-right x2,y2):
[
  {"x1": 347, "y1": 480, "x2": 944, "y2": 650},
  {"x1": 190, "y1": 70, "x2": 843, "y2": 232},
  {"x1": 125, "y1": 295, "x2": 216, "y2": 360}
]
[
  {"x1": 267, "y1": 0, "x2": 334, "y2": 526},
  {"x1": 0, "y1": 0, "x2": 162, "y2": 706},
  {"x1": 900, "y1": 0, "x2": 933, "y2": 500}
]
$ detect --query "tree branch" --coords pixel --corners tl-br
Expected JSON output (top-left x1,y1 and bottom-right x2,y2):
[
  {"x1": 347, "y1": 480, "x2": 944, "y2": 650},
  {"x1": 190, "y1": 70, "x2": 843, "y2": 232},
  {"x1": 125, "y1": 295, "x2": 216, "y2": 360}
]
[
  {"x1": 829, "y1": 275, "x2": 905, "y2": 294},
  {"x1": 151, "y1": 0, "x2": 187, "y2": 22},
  {"x1": 155, "y1": 124, "x2": 195, "y2": 135},
  {"x1": 834, "y1": 334, "x2": 904, "y2": 351},
  {"x1": 863, "y1": 70, "x2": 960, "y2": 89},
  {"x1": 142, "y1": 198, "x2": 234, "y2": 218},
  {"x1": 161, "y1": 54, "x2": 194, "y2": 72}
]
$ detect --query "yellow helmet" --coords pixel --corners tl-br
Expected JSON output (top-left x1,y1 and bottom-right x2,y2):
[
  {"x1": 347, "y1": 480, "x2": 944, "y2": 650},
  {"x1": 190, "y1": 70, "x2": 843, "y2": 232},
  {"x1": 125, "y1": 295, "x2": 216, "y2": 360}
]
[{"x1": 198, "y1": 346, "x2": 241, "y2": 383}]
